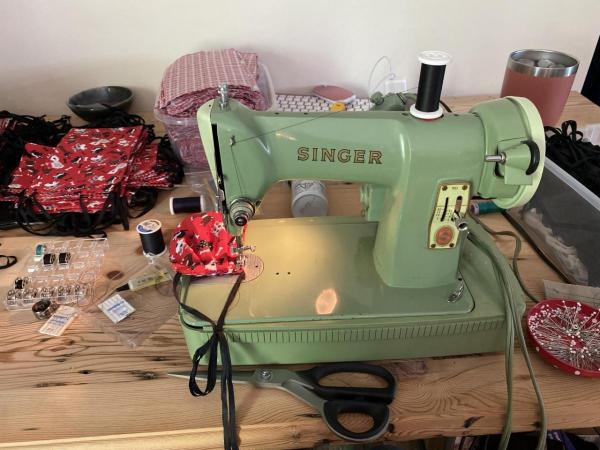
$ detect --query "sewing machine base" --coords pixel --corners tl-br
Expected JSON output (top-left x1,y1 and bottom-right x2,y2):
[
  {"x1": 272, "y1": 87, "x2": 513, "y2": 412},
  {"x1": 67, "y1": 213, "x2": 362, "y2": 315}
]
[{"x1": 180, "y1": 217, "x2": 525, "y2": 365}]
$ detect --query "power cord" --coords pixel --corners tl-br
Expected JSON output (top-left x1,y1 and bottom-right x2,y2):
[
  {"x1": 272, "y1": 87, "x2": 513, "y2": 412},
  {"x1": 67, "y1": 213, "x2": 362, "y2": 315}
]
[
  {"x1": 470, "y1": 213, "x2": 539, "y2": 303},
  {"x1": 467, "y1": 217, "x2": 547, "y2": 450}
]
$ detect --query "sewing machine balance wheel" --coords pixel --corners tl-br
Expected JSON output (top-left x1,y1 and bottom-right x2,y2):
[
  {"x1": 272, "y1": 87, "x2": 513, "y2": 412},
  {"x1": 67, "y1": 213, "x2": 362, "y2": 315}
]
[{"x1": 476, "y1": 95, "x2": 546, "y2": 210}]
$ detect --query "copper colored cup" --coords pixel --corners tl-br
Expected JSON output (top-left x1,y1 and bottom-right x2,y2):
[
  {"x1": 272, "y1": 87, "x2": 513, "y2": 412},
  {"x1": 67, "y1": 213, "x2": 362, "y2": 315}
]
[{"x1": 501, "y1": 49, "x2": 578, "y2": 126}]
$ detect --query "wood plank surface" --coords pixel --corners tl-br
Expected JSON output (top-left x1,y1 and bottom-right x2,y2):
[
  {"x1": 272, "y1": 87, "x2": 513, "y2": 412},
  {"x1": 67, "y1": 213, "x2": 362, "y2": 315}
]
[{"x1": 1, "y1": 92, "x2": 599, "y2": 449}]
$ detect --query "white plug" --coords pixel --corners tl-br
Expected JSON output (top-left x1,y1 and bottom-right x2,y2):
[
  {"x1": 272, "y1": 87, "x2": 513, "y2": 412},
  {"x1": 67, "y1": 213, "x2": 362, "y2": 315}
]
[{"x1": 383, "y1": 77, "x2": 408, "y2": 95}]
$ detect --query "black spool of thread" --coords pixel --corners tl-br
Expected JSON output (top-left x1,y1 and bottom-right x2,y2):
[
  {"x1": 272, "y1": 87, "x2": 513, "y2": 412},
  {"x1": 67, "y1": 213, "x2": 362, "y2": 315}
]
[
  {"x1": 411, "y1": 51, "x2": 451, "y2": 120},
  {"x1": 136, "y1": 219, "x2": 166, "y2": 257},
  {"x1": 416, "y1": 64, "x2": 446, "y2": 113},
  {"x1": 169, "y1": 196, "x2": 202, "y2": 215}
]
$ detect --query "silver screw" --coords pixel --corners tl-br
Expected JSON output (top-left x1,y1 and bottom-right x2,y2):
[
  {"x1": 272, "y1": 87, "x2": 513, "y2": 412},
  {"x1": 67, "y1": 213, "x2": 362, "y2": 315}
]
[
  {"x1": 259, "y1": 369, "x2": 272, "y2": 381},
  {"x1": 218, "y1": 83, "x2": 229, "y2": 109},
  {"x1": 484, "y1": 153, "x2": 506, "y2": 164}
]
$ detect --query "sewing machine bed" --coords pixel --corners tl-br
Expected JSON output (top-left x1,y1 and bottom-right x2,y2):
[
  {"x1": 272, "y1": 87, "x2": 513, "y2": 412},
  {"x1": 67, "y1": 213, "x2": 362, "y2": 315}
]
[{"x1": 181, "y1": 216, "x2": 524, "y2": 365}]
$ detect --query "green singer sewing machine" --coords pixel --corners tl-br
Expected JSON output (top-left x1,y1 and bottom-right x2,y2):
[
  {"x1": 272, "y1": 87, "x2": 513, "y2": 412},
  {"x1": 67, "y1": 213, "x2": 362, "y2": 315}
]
[{"x1": 180, "y1": 52, "x2": 545, "y2": 365}]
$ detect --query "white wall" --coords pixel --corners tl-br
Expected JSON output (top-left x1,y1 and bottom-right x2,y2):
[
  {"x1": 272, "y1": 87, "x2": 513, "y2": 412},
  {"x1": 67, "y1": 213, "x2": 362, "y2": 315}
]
[{"x1": 1, "y1": 0, "x2": 598, "y2": 115}]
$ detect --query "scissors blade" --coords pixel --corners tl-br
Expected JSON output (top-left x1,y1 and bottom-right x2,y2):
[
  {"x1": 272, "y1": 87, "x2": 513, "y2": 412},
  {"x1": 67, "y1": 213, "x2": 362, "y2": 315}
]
[{"x1": 167, "y1": 369, "x2": 287, "y2": 385}]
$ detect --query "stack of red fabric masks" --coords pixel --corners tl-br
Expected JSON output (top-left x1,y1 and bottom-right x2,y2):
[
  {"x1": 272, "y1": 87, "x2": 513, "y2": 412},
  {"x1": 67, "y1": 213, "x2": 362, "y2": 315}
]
[
  {"x1": 155, "y1": 48, "x2": 267, "y2": 117},
  {"x1": 7, "y1": 126, "x2": 178, "y2": 214}
]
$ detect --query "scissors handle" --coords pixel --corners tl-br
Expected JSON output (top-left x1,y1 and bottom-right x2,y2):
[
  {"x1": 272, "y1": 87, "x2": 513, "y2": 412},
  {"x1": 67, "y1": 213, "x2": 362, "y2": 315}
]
[
  {"x1": 302, "y1": 362, "x2": 396, "y2": 404},
  {"x1": 322, "y1": 399, "x2": 390, "y2": 442}
]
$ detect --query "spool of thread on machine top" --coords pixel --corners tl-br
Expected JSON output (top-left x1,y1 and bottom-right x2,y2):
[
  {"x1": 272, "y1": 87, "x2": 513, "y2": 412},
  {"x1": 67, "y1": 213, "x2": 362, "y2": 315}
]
[
  {"x1": 410, "y1": 51, "x2": 452, "y2": 120},
  {"x1": 136, "y1": 219, "x2": 166, "y2": 257}
]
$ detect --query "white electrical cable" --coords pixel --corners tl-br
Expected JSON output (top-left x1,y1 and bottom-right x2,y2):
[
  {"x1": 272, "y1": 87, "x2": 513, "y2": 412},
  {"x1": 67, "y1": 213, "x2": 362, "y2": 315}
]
[{"x1": 367, "y1": 56, "x2": 396, "y2": 96}]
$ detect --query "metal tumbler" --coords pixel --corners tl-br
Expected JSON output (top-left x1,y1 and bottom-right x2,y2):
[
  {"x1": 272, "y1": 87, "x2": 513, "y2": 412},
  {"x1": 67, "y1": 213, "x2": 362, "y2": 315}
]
[{"x1": 501, "y1": 49, "x2": 579, "y2": 126}]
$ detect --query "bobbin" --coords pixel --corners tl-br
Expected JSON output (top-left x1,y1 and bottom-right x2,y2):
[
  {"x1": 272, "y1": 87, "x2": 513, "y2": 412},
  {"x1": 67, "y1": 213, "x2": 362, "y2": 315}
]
[{"x1": 32, "y1": 298, "x2": 59, "y2": 320}]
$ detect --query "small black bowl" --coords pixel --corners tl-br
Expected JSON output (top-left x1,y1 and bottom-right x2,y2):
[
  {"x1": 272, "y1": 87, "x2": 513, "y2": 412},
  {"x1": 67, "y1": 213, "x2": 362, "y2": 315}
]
[{"x1": 67, "y1": 86, "x2": 133, "y2": 121}]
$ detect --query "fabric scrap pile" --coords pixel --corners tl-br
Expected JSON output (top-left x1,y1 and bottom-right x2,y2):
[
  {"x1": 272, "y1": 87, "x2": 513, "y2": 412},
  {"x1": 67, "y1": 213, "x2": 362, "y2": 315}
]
[{"x1": 155, "y1": 48, "x2": 267, "y2": 118}]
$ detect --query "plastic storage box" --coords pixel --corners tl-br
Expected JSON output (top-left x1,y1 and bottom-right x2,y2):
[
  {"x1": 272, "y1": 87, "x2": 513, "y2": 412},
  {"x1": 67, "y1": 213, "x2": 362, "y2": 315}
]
[
  {"x1": 5, "y1": 238, "x2": 108, "y2": 310},
  {"x1": 507, "y1": 158, "x2": 600, "y2": 286},
  {"x1": 154, "y1": 63, "x2": 275, "y2": 170}
]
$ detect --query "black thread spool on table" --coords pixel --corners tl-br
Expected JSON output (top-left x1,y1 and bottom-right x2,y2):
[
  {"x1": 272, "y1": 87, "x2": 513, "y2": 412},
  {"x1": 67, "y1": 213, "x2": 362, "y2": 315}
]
[
  {"x1": 136, "y1": 219, "x2": 166, "y2": 257},
  {"x1": 169, "y1": 196, "x2": 203, "y2": 215},
  {"x1": 410, "y1": 51, "x2": 452, "y2": 120}
]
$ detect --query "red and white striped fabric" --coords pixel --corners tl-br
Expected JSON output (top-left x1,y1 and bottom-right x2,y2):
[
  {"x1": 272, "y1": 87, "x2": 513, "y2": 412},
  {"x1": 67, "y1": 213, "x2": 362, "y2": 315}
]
[{"x1": 156, "y1": 48, "x2": 266, "y2": 117}]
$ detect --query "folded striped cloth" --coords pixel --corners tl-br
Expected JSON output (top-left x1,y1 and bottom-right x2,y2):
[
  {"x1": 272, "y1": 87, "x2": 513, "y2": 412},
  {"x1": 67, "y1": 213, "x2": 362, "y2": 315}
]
[{"x1": 156, "y1": 48, "x2": 266, "y2": 117}]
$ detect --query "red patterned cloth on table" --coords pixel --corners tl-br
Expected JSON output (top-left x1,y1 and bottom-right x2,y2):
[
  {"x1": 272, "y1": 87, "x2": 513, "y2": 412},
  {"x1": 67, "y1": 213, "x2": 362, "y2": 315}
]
[
  {"x1": 7, "y1": 126, "x2": 177, "y2": 214},
  {"x1": 156, "y1": 48, "x2": 266, "y2": 117},
  {"x1": 169, "y1": 212, "x2": 244, "y2": 277}
]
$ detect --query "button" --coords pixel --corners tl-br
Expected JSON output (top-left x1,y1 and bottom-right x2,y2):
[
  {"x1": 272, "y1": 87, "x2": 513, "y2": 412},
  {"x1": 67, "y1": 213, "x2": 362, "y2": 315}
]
[{"x1": 435, "y1": 226, "x2": 454, "y2": 246}]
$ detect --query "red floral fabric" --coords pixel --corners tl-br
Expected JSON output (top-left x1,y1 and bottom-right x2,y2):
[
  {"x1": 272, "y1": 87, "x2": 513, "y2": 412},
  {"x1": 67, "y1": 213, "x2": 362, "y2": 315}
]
[
  {"x1": 7, "y1": 126, "x2": 177, "y2": 213},
  {"x1": 169, "y1": 212, "x2": 244, "y2": 277}
]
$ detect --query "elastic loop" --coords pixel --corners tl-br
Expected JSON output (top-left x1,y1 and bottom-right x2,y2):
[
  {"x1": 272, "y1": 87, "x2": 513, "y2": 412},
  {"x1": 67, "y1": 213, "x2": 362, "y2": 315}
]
[{"x1": 173, "y1": 271, "x2": 244, "y2": 450}]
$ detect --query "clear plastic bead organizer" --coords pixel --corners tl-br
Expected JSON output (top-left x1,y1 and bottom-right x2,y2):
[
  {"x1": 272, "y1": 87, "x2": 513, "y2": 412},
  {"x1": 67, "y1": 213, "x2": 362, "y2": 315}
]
[{"x1": 4, "y1": 238, "x2": 108, "y2": 311}]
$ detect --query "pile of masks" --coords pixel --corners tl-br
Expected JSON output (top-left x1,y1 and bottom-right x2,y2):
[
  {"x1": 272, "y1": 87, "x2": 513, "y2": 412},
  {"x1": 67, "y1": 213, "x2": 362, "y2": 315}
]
[{"x1": 0, "y1": 111, "x2": 182, "y2": 236}]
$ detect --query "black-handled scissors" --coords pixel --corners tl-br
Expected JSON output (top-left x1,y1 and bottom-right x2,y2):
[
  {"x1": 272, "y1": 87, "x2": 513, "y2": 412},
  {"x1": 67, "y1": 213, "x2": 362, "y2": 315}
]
[{"x1": 169, "y1": 362, "x2": 396, "y2": 442}]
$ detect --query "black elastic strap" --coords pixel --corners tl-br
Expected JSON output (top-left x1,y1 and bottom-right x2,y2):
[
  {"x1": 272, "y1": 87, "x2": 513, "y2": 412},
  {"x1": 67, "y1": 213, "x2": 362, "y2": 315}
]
[
  {"x1": 173, "y1": 271, "x2": 245, "y2": 450},
  {"x1": 545, "y1": 120, "x2": 600, "y2": 196}
]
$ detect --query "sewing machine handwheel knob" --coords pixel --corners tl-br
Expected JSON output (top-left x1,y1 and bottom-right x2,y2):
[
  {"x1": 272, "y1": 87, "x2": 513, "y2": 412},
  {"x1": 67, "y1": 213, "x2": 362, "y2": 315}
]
[{"x1": 522, "y1": 140, "x2": 540, "y2": 175}]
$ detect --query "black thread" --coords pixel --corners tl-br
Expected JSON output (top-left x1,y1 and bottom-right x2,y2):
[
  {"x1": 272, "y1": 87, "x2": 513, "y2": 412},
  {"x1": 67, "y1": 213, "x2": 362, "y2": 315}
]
[{"x1": 415, "y1": 64, "x2": 446, "y2": 113}]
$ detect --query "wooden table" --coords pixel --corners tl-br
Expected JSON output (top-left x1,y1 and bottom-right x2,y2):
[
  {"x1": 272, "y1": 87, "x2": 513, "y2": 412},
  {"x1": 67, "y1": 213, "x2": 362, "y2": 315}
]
[{"x1": 1, "y1": 93, "x2": 599, "y2": 450}]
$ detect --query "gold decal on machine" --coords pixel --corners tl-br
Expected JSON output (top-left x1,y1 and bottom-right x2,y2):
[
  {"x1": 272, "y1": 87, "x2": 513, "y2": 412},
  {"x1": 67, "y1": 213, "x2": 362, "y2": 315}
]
[
  {"x1": 297, "y1": 147, "x2": 383, "y2": 164},
  {"x1": 428, "y1": 182, "x2": 471, "y2": 249},
  {"x1": 297, "y1": 147, "x2": 309, "y2": 161}
]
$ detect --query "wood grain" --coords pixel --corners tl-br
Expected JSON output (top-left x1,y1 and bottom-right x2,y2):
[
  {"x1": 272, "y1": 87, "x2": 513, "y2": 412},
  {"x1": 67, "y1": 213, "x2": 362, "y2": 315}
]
[{"x1": 1, "y1": 92, "x2": 599, "y2": 449}]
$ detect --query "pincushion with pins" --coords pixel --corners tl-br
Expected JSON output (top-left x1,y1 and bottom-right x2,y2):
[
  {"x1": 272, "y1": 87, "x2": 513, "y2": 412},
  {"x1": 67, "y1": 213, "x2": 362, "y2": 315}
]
[{"x1": 527, "y1": 299, "x2": 600, "y2": 377}]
